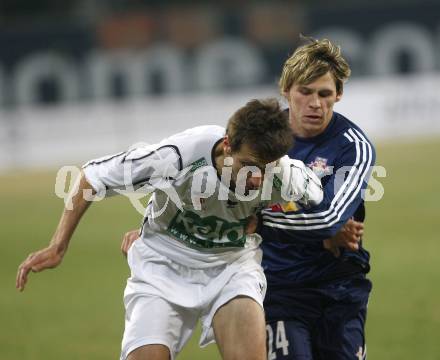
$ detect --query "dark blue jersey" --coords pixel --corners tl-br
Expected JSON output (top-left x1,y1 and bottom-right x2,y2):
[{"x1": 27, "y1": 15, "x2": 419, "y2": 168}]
[{"x1": 261, "y1": 111, "x2": 376, "y2": 287}]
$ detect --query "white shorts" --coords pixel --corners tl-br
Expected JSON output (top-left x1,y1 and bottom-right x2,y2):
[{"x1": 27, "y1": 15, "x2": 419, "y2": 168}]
[{"x1": 120, "y1": 239, "x2": 266, "y2": 360}]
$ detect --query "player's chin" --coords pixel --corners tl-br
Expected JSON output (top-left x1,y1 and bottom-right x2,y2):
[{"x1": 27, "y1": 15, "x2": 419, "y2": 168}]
[
  {"x1": 303, "y1": 122, "x2": 324, "y2": 132},
  {"x1": 349, "y1": 244, "x2": 360, "y2": 251},
  {"x1": 244, "y1": 185, "x2": 261, "y2": 195}
]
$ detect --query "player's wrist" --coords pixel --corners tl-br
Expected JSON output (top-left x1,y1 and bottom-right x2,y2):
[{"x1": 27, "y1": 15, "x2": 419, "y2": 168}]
[{"x1": 47, "y1": 240, "x2": 68, "y2": 257}]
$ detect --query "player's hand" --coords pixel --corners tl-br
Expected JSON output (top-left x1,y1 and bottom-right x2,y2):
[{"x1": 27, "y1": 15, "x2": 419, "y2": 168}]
[
  {"x1": 16, "y1": 245, "x2": 65, "y2": 292},
  {"x1": 121, "y1": 229, "x2": 140, "y2": 257},
  {"x1": 245, "y1": 215, "x2": 259, "y2": 234},
  {"x1": 323, "y1": 219, "x2": 364, "y2": 257}
]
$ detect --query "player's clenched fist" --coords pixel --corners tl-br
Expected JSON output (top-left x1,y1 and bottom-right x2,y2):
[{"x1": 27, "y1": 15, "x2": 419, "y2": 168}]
[
  {"x1": 323, "y1": 218, "x2": 364, "y2": 257},
  {"x1": 16, "y1": 245, "x2": 65, "y2": 291}
]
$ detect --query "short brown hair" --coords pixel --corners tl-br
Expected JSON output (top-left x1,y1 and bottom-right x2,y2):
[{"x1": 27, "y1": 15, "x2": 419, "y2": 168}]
[
  {"x1": 226, "y1": 98, "x2": 292, "y2": 162},
  {"x1": 279, "y1": 36, "x2": 351, "y2": 95}
]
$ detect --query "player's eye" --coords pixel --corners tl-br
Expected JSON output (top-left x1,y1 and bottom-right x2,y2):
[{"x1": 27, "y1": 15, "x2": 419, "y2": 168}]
[
  {"x1": 319, "y1": 90, "x2": 333, "y2": 97},
  {"x1": 299, "y1": 87, "x2": 312, "y2": 95}
]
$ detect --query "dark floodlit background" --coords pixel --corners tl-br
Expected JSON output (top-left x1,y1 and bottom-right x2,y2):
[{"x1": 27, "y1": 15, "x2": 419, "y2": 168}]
[{"x1": 1, "y1": 1, "x2": 439, "y2": 359}]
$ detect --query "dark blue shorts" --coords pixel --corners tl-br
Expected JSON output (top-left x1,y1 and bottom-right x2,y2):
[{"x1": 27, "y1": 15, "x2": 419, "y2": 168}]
[{"x1": 265, "y1": 277, "x2": 371, "y2": 360}]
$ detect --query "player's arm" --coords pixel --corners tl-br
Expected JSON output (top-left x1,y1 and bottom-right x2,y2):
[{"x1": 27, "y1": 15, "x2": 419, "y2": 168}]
[
  {"x1": 262, "y1": 136, "x2": 375, "y2": 243},
  {"x1": 323, "y1": 218, "x2": 364, "y2": 256},
  {"x1": 283, "y1": 157, "x2": 324, "y2": 207},
  {"x1": 17, "y1": 142, "x2": 183, "y2": 290},
  {"x1": 268, "y1": 156, "x2": 323, "y2": 208},
  {"x1": 16, "y1": 171, "x2": 94, "y2": 291}
]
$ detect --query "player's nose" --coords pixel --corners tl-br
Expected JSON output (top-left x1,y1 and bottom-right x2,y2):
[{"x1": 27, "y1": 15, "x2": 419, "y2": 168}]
[{"x1": 309, "y1": 94, "x2": 321, "y2": 109}]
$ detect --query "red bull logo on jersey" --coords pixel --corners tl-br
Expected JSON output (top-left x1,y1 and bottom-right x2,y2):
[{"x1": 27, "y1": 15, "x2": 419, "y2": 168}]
[{"x1": 308, "y1": 157, "x2": 333, "y2": 179}]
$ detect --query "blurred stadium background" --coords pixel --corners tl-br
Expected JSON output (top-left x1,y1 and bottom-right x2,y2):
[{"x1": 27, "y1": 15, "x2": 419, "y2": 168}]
[{"x1": 1, "y1": 0, "x2": 439, "y2": 359}]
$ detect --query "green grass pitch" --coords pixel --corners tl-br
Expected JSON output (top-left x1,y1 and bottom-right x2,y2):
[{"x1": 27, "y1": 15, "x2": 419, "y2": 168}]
[{"x1": 1, "y1": 138, "x2": 439, "y2": 359}]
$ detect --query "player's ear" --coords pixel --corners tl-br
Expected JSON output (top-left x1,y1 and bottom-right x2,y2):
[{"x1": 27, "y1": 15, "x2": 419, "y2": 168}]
[
  {"x1": 335, "y1": 91, "x2": 343, "y2": 102},
  {"x1": 223, "y1": 136, "x2": 232, "y2": 155}
]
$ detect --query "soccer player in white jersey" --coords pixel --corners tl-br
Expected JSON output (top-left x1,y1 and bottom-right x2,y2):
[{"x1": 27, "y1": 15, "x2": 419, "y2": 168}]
[{"x1": 16, "y1": 98, "x2": 323, "y2": 360}]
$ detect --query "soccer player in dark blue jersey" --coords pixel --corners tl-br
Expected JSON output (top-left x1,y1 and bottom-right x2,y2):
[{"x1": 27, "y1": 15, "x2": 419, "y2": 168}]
[{"x1": 262, "y1": 37, "x2": 375, "y2": 360}]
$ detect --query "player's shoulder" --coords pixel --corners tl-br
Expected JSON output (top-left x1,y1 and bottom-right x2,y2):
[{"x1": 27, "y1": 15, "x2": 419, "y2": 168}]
[
  {"x1": 178, "y1": 125, "x2": 225, "y2": 139},
  {"x1": 159, "y1": 125, "x2": 225, "y2": 168},
  {"x1": 331, "y1": 113, "x2": 376, "y2": 166},
  {"x1": 333, "y1": 112, "x2": 375, "y2": 149},
  {"x1": 278, "y1": 155, "x2": 307, "y2": 169}
]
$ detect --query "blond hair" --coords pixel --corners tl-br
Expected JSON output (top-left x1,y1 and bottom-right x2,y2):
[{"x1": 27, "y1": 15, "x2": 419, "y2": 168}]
[{"x1": 279, "y1": 36, "x2": 351, "y2": 95}]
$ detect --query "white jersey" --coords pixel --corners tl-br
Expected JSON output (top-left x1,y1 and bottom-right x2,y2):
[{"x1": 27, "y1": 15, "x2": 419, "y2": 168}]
[{"x1": 83, "y1": 125, "x2": 323, "y2": 268}]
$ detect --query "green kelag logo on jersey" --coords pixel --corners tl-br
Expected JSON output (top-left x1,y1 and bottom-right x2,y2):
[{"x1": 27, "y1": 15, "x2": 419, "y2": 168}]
[
  {"x1": 167, "y1": 210, "x2": 247, "y2": 249},
  {"x1": 189, "y1": 157, "x2": 208, "y2": 172}
]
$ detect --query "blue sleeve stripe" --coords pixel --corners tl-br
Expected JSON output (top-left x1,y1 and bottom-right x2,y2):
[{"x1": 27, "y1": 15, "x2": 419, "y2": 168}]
[
  {"x1": 262, "y1": 128, "x2": 372, "y2": 227},
  {"x1": 262, "y1": 128, "x2": 373, "y2": 230}
]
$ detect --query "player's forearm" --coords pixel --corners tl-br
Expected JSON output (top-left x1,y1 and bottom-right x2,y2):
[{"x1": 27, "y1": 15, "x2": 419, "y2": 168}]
[
  {"x1": 303, "y1": 169, "x2": 323, "y2": 206},
  {"x1": 15, "y1": 172, "x2": 96, "y2": 291},
  {"x1": 49, "y1": 171, "x2": 93, "y2": 254},
  {"x1": 294, "y1": 162, "x2": 323, "y2": 206}
]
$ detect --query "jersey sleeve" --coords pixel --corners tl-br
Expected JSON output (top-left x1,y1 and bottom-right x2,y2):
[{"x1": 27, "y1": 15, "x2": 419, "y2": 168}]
[
  {"x1": 82, "y1": 143, "x2": 183, "y2": 197},
  {"x1": 264, "y1": 156, "x2": 323, "y2": 207},
  {"x1": 261, "y1": 129, "x2": 376, "y2": 242}
]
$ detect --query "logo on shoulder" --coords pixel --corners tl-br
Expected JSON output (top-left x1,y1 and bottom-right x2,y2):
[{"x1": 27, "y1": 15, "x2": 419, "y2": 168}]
[
  {"x1": 189, "y1": 157, "x2": 208, "y2": 172},
  {"x1": 308, "y1": 156, "x2": 333, "y2": 179}
]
